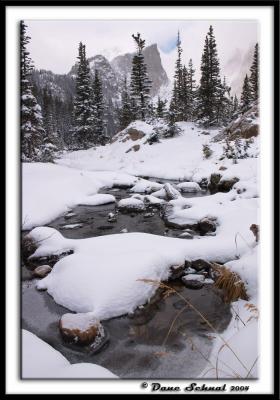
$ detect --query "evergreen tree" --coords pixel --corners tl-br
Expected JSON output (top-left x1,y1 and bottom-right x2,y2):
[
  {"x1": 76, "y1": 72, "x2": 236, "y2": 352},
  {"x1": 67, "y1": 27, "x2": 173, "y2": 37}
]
[
  {"x1": 118, "y1": 77, "x2": 133, "y2": 130},
  {"x1": 130, "y1": 33, "x2": 151, "y2": 120},
  {"x1": 169, "y1": 31, "x2": 184, "y2": 121},
  {"x1": 216, "y1": 76, "x2": 232, "y2": 125},
  {"x1": 156, "y1": 96, "x2": 167, "y2": 119},
  {"x1": 92, "y1": 69, "x2": 107, "y2": 145},
  {"x1": 233, "y1": 94, "x2": 239, "y2": 115},
  {"x1": 187, "y1": 58, "x2": 196, "y2": 119},
  {"x1": 20, "y1": 21, "x2": 46, "y2": 161},
  {"x1": 72, "y1": 42, "x2": 94, "y2": 148},
  {"x1": 240, "y1": 74, "x2": 252, "y2": 113},
  {"x1": 249, "y1": 43, "x2": 259, "y2": 101},
  {"x1": 198, "y1": 25, "x2": 225, "y2": 125},
  {"x1": 181, "y1": 65, "x2": 189, "y2": 120}
]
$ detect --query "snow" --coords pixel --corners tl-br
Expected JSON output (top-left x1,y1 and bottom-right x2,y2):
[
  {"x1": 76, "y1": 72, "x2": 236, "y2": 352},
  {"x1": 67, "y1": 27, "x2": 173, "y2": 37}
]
[
  {"x1": 78, "y1": 193, "x2": 115, "y2": 206},
  {"x1": 22, "y1": 330, "x2": 117, "y2": 378},
  {"x1": 177, "y1": 181, "x2": 201, "y2": 192},
  {"x1": 62, "y1": 223, "x2": 82, "y2": 229},
  {"x1": 56, "y1": 121, "x2": 259, "y2": 184},
  {"x1": 183, "y1": 274, "x2": 205, "y2": 282},
  {"x1": 22, "y1": 163, "x2": 136, "y2": 229},
  {"x1": 118, "y1": 197, "x2": 145, "y2": 210},
  {"x1": 130, "y1": 179, "x2": 163, "y2": 193},
  {"x1": 60, "y1": 312, "x2": 99, "y2": 331}
]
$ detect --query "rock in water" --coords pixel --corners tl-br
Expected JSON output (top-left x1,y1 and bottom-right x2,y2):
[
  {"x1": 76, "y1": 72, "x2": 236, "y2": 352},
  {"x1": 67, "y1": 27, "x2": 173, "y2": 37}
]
[
  {"x1": 118, "y1": 197, "x2": 145, "y2": 213},
  {"x1": 189, "y1": 259, "x2": 212, "y2": 272},
  {"x1": 197, "y1": 218, "x2": 216, "y2": 235},
  {"x1": 169, "y1": 264, "x2": 185, "y2": 280},
  {"x1": 177, "y1": 182, "x2": 201, "y2": 193},
  {"x1": 59, "y1": 312, "x2": 104, "y2": 346},
  {"x1": 163, "y1": 183, "x2": 181, "y2": 200},
  {"x1": 32, "y1": 265, "x2": 52, "y2": 278},
  {"x1": 182, "y1": 274, "x2": 205, "y2": 289}
]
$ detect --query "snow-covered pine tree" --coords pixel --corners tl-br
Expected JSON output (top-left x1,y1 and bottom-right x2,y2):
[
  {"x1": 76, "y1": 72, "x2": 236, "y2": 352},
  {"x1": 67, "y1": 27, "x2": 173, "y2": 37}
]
[
  {"x1": 181, "y1": 65, "x2": 189, "y2": 121},
  {"x1": 216, "y1": 76, "x2": 232, "y2": 125},
  {"x1": 156, "y1": 96, "x2": 167, "y2": 119},
  {"x1": 233, "y1": 94, "x2": 239, "y2": 115},
  {"x1": 240, "y1": 74, "x2": 252, "y2": 113},
  {"x1": 72, "y1": 42, "x2": 95, "y2": 149},
  {"x1": 42, "y1": 88, "x2": 62, "y2": 152},
  {"x1": 92, "y1": 69, "x2": 107, "y2": 145},
  {"x1": 130, "y1": 33, "x2": 152, "y2": 120},
  {"x1": 249, "y1": 43, "x2": 259, "y2": 101},
  {"x1": 187, "y1": 58, "x2": 196, "y2": 120},
  {"x1": 20, "y1": 21, "x2": 46, "y2": 162},
  {"x1": 118, "y1": 77, "x2": 133, "y2": 130},
  {"x1": 198, "y1": 25, "x2": 224, "y2": 125},
  {"x1": 169, "y1": 31, "x2": 184, "y2": 122}
]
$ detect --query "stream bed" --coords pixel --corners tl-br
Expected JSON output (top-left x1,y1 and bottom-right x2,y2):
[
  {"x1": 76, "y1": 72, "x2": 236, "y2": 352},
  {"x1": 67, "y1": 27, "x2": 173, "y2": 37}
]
[{"x1": 21, "y1": 181, "x2": 232, "y2": 379}]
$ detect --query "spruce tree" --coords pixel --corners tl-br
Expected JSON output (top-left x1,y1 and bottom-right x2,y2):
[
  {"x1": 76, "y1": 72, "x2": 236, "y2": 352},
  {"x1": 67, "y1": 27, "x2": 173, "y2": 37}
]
[
  {"x1": 92, "y1": 69, "x2": 107, "y2": 145},
  {"x1": 181, "y1": 65, "x2": 189, "y2": 120},
  {"x1": 249, "y1": 43, "x2": 259, "y2": 101},
  {"x1": 233, "y1": 94, "x2": 239, "y2": 114},
  {"x1": 20, "y1": 21, "x2": 46, "y2": 161},
  {"x1": 240, "y1": 74, "x2": 252, "y2": 113},
  {"x1": 198, "y1": 25, "x2": 224, "y2": 125},
  {"x1": 130, "y1": 33, "x2": 151, "y2": 120},
  {"x1": 156, "y1": 97, "x2": 167, "y2": 119},
  {"x1": 169, "y1": 31, "x2": 184, "y2": 122},
  {"x1": 187, "y1": 58, "x2": 196, "y2": 119},
  {"x1": 216, "y1": 76, "x2": 232, "y2": 125},
  {"x1": 72, "y1": 42, "x2": 94, "y2": 148},
  {"x1": 118, "y1": 77, "x2": 133, "y2": 130}
]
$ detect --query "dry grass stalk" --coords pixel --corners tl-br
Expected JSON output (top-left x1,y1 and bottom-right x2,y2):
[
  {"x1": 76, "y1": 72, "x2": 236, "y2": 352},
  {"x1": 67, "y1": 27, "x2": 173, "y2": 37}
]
[{"x1": 211, "y1": 263, "x2": 248, "y2": 302}]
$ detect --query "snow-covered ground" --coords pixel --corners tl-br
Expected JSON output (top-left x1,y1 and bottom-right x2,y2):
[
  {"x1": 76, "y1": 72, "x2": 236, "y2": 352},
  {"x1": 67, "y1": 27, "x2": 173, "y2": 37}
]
[
  {"x1": 22, "y1": 121, "x2": 259, "y2": 379},
  {"x1": 22, "y1": 330, "x2": 117, "y2": 378}
]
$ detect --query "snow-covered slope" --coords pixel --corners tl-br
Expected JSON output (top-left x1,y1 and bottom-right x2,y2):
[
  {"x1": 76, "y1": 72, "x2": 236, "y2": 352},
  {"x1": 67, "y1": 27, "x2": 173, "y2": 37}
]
[{"x1": 57, "y1": 120, "x2": 259, "y2": 183}]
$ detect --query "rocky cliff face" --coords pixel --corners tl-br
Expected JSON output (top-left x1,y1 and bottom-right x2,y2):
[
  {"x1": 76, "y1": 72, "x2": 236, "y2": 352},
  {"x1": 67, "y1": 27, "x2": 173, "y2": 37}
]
[{"x1": 111, "y1": 43, "x2": 169, "y2": 96}]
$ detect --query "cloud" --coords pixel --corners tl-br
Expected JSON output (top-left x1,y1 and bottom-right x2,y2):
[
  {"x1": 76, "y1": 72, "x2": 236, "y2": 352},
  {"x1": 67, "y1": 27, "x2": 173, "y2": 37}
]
[
  {"x1": 158, "y1": 36, "x2": 178, "y2": 54},
  {"x1": 26, "y1": 19, "x2": 258, "y2": 84}
]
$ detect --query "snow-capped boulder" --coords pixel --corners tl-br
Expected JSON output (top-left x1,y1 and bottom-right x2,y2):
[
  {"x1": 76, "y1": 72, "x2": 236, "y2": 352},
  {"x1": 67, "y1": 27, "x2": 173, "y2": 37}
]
[
  {"x1": 130, "y1": 179, "x2": 163, "y2": 194},
  {"x1": 177, "y1": 182, "x2": 201, "y2": 193},
  {"x1": 118, "y1": 197, "x2": 145, "y2": 213},
  {"x1": 164, "y1": 183, "x2": 181, "y2": 200},
  {"x1": 59, "y1": 312, "x2": 104, "y2": 346},
  {"x1": 182, "y1": 274, "x2": 205, "y2": 289}
]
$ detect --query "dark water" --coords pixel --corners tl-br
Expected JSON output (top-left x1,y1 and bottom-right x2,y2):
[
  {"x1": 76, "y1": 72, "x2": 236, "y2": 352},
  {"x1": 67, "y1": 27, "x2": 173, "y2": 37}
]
[
  {"x1": 47, "y1": 187, "x2": 209, "y2": 240},
  {"x1": 22, "y1": 182, "x2": 232, "y2": 379},
  {"x1": 22, "y1": 278, "x2": 231, "y2": 378}
]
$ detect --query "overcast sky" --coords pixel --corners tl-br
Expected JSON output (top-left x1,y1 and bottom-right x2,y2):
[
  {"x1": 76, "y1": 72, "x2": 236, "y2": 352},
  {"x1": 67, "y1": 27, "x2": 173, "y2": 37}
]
[{"x1": 26, "y1": 19, "x2": 258, "y2": 80}]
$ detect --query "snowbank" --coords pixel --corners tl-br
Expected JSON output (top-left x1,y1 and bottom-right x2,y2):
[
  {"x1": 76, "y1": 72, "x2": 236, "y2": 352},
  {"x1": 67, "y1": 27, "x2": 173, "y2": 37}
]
[
  {"x1": 22, "y1": 163, "x2": 137, "y2": 229},
  {"x1": 22, "y1": 330, "x2": 117, "y2": 378},
  {"x1": 201, "y1": 247, "x2": 258, "y2": 379}
]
